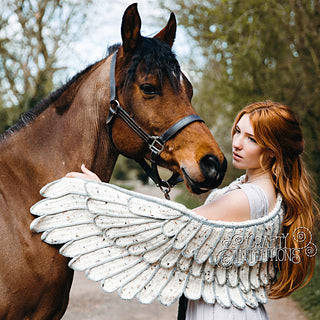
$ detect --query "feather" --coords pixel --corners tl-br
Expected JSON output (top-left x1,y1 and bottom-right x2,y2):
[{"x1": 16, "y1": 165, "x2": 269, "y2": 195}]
[
  {"x1": 142, "y1": 240, "x2": 172, "y2": 263},
  {"x1": 39, "y1": 177, "x2": 87, "y2": 198},
  {"x1": 70, "y1": 246, "x2": 129, "y2": 273},
  {"x1": 60, "y1": 235, "x2": 111, "y2": 257},
  {"x1": 229, "y1": 286, "x2": 246, "y2": 309},
  {"x1": 30, "y1": 177, "x2": 284, "y2": 308},
  {"x1": 31, "y1": 194, "x2": 87, "y2": 216},
  {"x1": 159, "y1": 270, "x2": 188, "y2": 305},
  {"x1": 101, "y1": 260, "x2": 150, "y2": 292},
  {"x1": 239, "y1": 265, "x2": 251, "y2": 293},
  {"x1": 137, "y1": 267, "x2": 174, "y2": 304},
  {"x1": 203, "y1": 260, "x2": 215, "y2": 283},
  {"x1": 202, "y1": 281, "x2": 215, "y2": 304},
  {"x1": 215, "y1": 283, "x2": 231, "y2": 308},
  {"x1": 41, "y1": 223, "x2": 101, "y2": 244},
  {"x1": 242, "y1": 289, "x2": 259, "y2": 308},
  {"x1": 182, "y1": 224, "x2": 213, "y2": 258},
  {"x1": 173, "y1": 220, "x2": 203, "y2": 250},
  {"x1": 226, "y1": 266, "x2": 239, "y2": 288},
  {"x1": 215, "y1": 265, "x2": 227, "y2": 286},
  {"x1": 30, "y1": 210, "x2": 93, "y2": 232},
  {"x1": 194, "y1": 227, "x2": 224, "y2": 264},
  {"x1": 185, "y1": 274, "x2": 203, "y2": 300},
  {"x1": 118, "y1": 264, "x2": 158, "y2": 300}
]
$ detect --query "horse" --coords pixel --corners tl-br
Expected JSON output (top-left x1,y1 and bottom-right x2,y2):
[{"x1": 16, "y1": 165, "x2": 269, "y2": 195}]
[{"x1": 0, "y1": 3, "x2": 226, "y2": 319}]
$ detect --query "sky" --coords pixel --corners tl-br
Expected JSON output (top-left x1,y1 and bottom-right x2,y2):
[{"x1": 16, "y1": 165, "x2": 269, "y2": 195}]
[{"x1": 62, "y1": 0, "x2": 191, "y2": 78}]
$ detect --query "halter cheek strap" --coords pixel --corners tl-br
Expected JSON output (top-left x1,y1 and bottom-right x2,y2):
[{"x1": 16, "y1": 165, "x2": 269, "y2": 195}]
[{"x1": 106, "y1": 51, "x2": 204, "y2": 199}]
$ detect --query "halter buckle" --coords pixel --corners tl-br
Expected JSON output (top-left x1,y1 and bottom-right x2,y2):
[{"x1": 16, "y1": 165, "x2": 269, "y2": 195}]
[
  {"x1": 106, "y1": 100, "x2": 120, "y2": 125},
  {"x1": 149, "y1": 137, "x2": 164, "y2": 154}
]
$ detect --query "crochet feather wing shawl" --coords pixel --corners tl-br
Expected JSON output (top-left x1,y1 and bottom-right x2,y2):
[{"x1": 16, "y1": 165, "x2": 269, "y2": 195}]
[{"x1": 30, "y1": 177, "x2": 284, "y2": 308}]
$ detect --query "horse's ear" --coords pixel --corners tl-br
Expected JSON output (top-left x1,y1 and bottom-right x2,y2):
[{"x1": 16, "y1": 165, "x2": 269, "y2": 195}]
[
  {"x1": 121, "y1": 3, "x2": 141, "y2": 53},
  {"x1": 154, "y1": 13, "x2": 176, "y2": 47}
]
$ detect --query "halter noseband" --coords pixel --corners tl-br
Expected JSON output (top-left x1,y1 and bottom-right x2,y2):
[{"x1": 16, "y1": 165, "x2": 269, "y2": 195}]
[{"x1": 106, "y1": 51, "x2": 204, "y2": 199}]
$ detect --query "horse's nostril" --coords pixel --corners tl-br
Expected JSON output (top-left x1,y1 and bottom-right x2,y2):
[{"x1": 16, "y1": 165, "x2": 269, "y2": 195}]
[{"x1": 200, "y1": 154, "x2": 220, "y2": 180}]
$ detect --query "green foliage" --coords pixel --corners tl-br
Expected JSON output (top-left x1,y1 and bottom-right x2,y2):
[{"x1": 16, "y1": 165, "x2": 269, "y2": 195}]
[
  {"x1": 161, "y1": 0, "x2": 320, "y2": 194},
  {"x1": 111, "y1": 155, "x2": 149, "y2": 184},
  {"x1": 159, "y1": 1, "x2": 320, "y2": 317},
  {"x1": 291, "y1": 256, "x2": 320, "y2": 320},
  {"x1": 0, "y1": 106, "x2": 9, "y2": 133}
]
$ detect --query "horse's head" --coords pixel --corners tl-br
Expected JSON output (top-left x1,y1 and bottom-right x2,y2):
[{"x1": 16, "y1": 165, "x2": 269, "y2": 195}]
[{"x1": 108, "y1": 4, "x2": 227, "y2": 194}]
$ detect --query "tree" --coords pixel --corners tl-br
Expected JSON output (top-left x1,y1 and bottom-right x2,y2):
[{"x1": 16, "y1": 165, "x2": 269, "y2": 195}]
[
  {"x1": 160, "y1": 0, "x2": 320, "y2": 191},
  {"x1": 0, "y1": 0, "x2": 93, "y2": 132}
]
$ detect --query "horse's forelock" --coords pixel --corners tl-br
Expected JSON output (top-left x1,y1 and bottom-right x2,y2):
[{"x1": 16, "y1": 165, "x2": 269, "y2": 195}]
[{"x1": 124, "y1": 37, "x2": 181, "y2": 93}]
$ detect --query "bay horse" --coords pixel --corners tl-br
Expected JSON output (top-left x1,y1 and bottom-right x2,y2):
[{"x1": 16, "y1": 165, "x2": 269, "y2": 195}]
[{"x1": 0, "y1": 3, "x2": 226, "y2": 319}]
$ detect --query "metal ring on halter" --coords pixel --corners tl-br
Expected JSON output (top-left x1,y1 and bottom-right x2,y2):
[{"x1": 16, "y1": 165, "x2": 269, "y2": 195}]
[
  {"x1": 159, "y1": 180, "x2": 171, "y2": 200},
  {"x1": 106, "y1": 100, "x2": 120, "y2": 125},
  {"x1": 149, "y1": 136, "x2": 165, "y2": 154},
  {"x1": 106, "y1": 50, "x2": 205, "y2": 200}
]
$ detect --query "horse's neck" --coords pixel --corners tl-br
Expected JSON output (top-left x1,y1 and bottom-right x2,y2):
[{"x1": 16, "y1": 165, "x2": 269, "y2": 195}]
[{"x1": 0, "y1": 57, "x2": 118, "y2": 197}]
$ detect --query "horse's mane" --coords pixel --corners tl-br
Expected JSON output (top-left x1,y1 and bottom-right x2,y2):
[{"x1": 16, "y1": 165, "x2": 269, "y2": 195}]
[
  {"x1": 0, "y1": 56, "x2": 108, "y2": 141},
  {"x1": 0, "y1": 39, "x2": 180, "y2": 141},
  {"x1": 124, "y1": 37, "x2": 181, "y2": 93}
]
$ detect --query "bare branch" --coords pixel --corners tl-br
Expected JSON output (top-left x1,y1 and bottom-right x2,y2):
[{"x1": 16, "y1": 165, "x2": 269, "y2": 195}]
[{"x1": 0, "y1": 0, "x2": 94, "y2": 115}]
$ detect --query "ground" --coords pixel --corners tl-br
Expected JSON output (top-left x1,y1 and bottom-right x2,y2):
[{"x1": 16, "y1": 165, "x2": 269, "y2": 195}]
[
  {"x1": 62, "y1": 184, "x2": 308, "y2": 320},
  {"x1": 62, "y1": 272, "x2": 307, "y2": 320}
]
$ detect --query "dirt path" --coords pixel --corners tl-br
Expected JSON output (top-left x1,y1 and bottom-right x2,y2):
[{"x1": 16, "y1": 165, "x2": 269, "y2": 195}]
[
  {"x1": 63, "y1": 272, "x2": 307, "y2": 320},
  {"x1": 62, "y1": 184, "x2": 307, "y2": 320},
  {"x1": 62, "y1": 271, "x2": 178, "y2": 320}
]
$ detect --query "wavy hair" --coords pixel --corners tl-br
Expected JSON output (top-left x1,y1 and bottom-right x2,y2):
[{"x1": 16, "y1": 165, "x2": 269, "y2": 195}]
[{"x1": 231, "y1": 101, "x2": 318, "y2": 298}]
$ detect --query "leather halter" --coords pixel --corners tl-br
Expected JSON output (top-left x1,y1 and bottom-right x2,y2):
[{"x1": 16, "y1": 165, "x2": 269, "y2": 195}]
[{"x1": 106, "y1": 51, "x2": 204, "y2": 199}]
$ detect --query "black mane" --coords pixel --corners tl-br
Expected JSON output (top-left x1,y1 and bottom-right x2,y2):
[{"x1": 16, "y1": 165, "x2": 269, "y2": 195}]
[
  {"x1": 0, "y1": 60, "x2": 103, "y2": 141},
  {"x1": 124, "y1": 37, "x2": 181, "y2": 93},
  {"x1": 0, "y1": 39, "x2": 180, "y2": 140}
]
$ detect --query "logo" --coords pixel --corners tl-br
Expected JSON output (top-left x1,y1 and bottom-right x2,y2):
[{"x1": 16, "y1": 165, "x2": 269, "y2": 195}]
[{"x1": 217, "y1": 227, "x2": 317, "y2": 266}]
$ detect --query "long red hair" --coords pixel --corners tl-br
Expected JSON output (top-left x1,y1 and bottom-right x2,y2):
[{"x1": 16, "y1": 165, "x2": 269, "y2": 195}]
[{"x1": 232, "y1": 101, "x2": 318, "y2": 298}]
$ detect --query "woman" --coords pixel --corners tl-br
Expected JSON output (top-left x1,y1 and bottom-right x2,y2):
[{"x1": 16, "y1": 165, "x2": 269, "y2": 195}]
[{"x1": 65, "y1": 100, "x2": 317, "y2": 319}]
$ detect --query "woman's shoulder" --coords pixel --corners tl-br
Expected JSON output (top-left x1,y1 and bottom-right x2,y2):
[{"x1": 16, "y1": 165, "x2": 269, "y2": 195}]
[
  {"x1": 204, "y1": 175, "x2": 245, "y2": 204},
  {"x1": 194, "y1": 187, "x2": 251, "y2": 222},
  {"x1": 203, "y1": 175, "x2": 277, "y2": 220},
  {"x1": 246, "y1": 181, "x2": 277, "y2": 214}
]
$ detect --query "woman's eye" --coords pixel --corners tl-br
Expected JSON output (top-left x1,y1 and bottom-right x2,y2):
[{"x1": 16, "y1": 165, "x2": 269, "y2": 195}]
[
  {"x1": 140, "y1": 84, "x2": 158, "y2": 95},
  {"x1": 249, "y1": 136, "x2": 257, "y2": 143}
]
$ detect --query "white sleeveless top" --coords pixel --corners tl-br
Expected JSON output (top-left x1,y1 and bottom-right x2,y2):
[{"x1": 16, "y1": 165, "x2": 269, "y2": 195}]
[{"x1": 186, "y1": 180, "x2": 271, "y2": 320}]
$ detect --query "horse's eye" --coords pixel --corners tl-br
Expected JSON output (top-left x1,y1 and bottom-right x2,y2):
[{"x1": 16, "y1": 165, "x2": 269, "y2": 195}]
[{"x1": 140, "y1": 84, "x2": 158, "y2": 96}]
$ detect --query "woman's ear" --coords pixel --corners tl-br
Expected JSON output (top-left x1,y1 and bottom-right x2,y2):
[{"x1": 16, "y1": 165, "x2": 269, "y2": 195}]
[
  {"x1": 260, "y1": 149, "x2": 276, "y2": 170},
  {"x1": 264, "y1": 149, "x2": 275, "y2": 159}
]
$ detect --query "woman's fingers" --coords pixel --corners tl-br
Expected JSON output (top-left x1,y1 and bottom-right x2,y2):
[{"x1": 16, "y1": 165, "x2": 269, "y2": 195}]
[
  {"x1": 65, "y1": 172, "x2": 85, "y2": 178},
  {"x1": 65, "y1": 164, "x2": 101, "y2": 182}
]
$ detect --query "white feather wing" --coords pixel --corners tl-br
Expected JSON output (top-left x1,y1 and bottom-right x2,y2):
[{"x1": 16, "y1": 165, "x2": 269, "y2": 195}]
[{"x1": 30, "y1": 177, "x2": 283, "y2": 307}]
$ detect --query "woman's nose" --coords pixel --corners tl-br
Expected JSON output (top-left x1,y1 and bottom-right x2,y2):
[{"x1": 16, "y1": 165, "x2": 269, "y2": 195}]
[{"x1": 232, "y1": 135, "x2": 242, "y2": 150}]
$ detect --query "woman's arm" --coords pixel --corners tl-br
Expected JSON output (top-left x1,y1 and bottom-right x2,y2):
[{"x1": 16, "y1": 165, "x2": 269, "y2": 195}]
[{"x1": 193, "y1": 189, "x2": 251, "y2": 222}]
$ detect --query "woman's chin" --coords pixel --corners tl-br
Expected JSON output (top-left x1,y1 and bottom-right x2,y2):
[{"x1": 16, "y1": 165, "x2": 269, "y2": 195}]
[{"x1": 232, "y1": 159, "x2": 243, "y2": 169}]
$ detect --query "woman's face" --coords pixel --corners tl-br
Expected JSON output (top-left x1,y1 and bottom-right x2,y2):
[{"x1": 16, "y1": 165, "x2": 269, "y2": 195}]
[{"x1": 232, "y1": 114, "x2": 264, "y2": 171}]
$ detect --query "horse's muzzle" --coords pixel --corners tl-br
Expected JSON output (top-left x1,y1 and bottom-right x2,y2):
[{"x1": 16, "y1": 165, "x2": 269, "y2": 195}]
[{"x1": 182, "y1": 155, "x2": 227, "y2": 194}]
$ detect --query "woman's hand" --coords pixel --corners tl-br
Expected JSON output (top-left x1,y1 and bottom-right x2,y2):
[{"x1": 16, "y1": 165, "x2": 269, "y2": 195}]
[{"x1": 66, "y1": 164, "x2": 101, "y2": 182}]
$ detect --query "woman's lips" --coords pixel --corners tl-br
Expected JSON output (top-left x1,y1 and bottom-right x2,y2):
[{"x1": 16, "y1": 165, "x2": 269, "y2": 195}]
[{"x1": 233, "y1": 152, "x2": 242, "y2": 161}]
